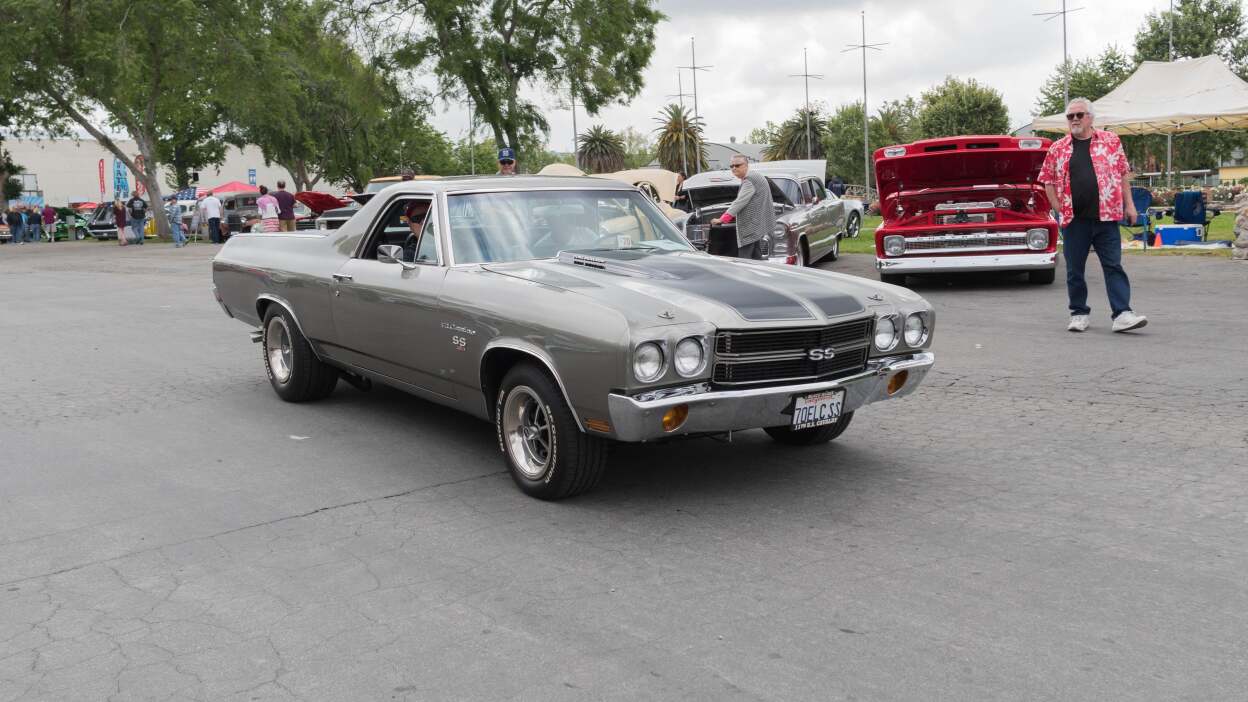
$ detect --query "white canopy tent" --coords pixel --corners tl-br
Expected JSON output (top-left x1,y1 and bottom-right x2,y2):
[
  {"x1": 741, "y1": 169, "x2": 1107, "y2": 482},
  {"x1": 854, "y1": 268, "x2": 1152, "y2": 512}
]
[
  {"x1": 1032, "y1": 56, "x2": 1248, "y2": 134},
  {"x1": 1033, "y1": 56, "x2": 1248, "y2": 184}
]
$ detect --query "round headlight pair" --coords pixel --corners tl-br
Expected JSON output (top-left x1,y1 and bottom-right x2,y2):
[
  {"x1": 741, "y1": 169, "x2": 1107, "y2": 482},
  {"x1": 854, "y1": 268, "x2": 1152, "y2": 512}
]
[
  {"x1": 903, "y1": 313, "x2": 929, "y2": 347},
  {"x1": 883, "y1": 235, "x2": 905, "y2": 256},
  {"x1": 634, "y1": 337, "x2": 707, "y2": 382},
  {"x1": 874, "y1": 316, "x2": 899, "y2": 351},
  {"x1": 1026, "y1": 227, "x2": 1049, "y2": 250}
]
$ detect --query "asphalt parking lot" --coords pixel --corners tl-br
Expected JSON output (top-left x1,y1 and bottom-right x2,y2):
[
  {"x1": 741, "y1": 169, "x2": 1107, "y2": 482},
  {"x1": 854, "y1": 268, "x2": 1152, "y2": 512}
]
[{"x1": 1, "y1": 241, "x2": 1246, "y2": 701}]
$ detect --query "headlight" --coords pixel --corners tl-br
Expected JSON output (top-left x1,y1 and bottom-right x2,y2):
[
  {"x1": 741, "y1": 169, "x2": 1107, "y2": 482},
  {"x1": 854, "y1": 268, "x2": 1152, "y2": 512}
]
[
  {"x1": 903, "y1": 313, "x2": 929, "y2": 347},
  {"x1": 673, "y1": 337, "x2": 706, "y2": 377},
  {"x1": 874, "y1": 316, "x2": 899, "y2": 351},
  {"x1": 1026, "y1": 228, "x2": 1049, "y2": 250},
  {"x1": 633, "y1": 342, "x2": 665, "y2": 382},
  {"x1": 883, "y1": 235, "x2": 905, "y2": 256},
  {"x1": 770, "y1": 223, "x2": 789, "y2": 253},
  {"x1": 316, "y1": 219, "x2": 328, "y2": 230}
]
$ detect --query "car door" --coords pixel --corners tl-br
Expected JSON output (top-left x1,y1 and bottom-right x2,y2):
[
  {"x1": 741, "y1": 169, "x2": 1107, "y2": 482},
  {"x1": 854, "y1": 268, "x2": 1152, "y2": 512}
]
[
  {"x1": 329, "y1": 195, "x2": 455, "y2": 397},
  {"x1": 798, "y1": 178, "x2": 832, "y2": 258},
  {"x1": 816, "y1": 177, "x2": 846, "y2": 241}
]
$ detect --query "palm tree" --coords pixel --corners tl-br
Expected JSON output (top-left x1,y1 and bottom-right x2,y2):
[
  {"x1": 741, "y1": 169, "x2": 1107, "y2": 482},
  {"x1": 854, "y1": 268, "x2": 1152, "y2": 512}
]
[
  {"x1": 576, "y1": 125, "x2": 626, "y2": 174},
  {"x1": 653, "y1": 104, "x2": 708, "y2": 175},
  {"x1": 763, "y1": 107, "x2": 827, "y2": 161}
]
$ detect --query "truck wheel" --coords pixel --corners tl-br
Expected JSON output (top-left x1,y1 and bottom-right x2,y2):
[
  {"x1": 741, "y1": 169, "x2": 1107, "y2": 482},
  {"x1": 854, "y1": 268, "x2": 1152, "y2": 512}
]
[
  {"x1": 846, "y1": 211, "x2": 862, "y2": 238},
  {"x1": 880, "y1": 273, "x2": 906, "y2": 286},
  {"x1": 1028, "y1": 269, "x2": 1056, "y2": 285},
  {"x1": 764, "y1": 411, "x2": 854, "y2": 446},
  {"x1": 262, "y1": 306, "x2": 337, "y2": 402},
  {"x1": 496, "y1": 363, "x2": 607, "y2": 500}
]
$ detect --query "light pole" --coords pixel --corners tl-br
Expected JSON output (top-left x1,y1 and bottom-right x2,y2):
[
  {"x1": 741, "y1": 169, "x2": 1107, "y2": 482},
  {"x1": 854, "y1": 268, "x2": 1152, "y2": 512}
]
[
  {"x1": 679, "y1": 37, "x2": 713, "y2": 126},
  {"x1": 789, "y1": 48, "x2": 824, "y2": 159},
  {"x1": 666, "y1": 71, "x2": 695, "y2": 177},
  {"x1": 843, "y1": 11, "x2": 886, "y2": 200},
  {"x1": 1167, "y1": 0, "x2": 1174, "y2": 187},
  {"x1": 1034, "y1": 2, "x2": 1086, "y2": 112}
]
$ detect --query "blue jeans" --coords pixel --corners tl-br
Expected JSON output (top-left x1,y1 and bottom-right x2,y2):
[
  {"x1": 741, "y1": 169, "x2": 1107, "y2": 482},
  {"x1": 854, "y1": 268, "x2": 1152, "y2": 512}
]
[
  {"x1": 129, "y1": 220, "x2": 145, "y2": 244},
  {"x1": 10, "y1": 223, "x2": 22, "y2": 243},
  {"x1": 170, "y1": 222, "x2": 186, "y2": 246},
  {"x1": 1062, "y1": 218, "x2": 1132, "y2": 318}
]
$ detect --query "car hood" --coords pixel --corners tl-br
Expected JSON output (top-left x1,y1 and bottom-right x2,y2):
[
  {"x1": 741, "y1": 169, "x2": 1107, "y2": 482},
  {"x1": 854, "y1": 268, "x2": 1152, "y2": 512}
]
[
  {"x1": 481, "y1": 249, "x2": 904, "y2": 330},
  {"x1": 874, "y1": 136, "x2": 1051, "y2": 213}
]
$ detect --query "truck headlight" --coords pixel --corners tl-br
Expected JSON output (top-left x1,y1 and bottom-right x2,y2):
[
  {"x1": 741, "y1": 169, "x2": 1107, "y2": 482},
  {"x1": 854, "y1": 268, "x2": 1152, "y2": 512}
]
[
  {"x1": 883, "y1": 235, "x2": 905, "y2": 256},
  {"x1": 903, "y1": 313, "x2": 929, "y2": 347},
  {"x1": 1026, "y1": 228, "x2": 1049, "y2": 250},
  {"x1": 633, "y1": 342, "x2": 665, "y2": 382},
  {"x1": 874, "y1": 316, "x2": 899, "y2": 351},
  {"x1": 673, "y1": 337, "x2": 707, "y2": 377}
]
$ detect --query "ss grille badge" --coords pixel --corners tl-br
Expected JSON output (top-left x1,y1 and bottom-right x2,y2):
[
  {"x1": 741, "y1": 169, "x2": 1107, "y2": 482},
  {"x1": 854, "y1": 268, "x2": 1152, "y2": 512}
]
[{"x1": 807, "y1": 347, "x2": 837, "y2": 361}]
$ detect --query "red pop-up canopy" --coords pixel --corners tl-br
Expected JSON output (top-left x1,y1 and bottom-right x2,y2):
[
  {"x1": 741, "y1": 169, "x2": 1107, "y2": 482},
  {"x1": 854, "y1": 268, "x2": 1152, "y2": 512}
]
[{"x1": 211, "y1": 181, "x2": 258, "y2": 194}]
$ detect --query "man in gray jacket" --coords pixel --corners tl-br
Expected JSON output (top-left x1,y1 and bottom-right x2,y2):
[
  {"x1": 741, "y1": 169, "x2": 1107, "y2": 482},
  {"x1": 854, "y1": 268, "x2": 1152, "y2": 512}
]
[{"x1": 712, "y1": 155, "x2": 773, "y2": 259}]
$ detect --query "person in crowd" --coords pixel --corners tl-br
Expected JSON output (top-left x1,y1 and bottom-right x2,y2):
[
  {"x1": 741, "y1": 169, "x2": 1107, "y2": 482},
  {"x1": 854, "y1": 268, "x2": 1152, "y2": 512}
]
[
  {"x1": 41, "y1": 203, "x2": 57, "y2": 242},
  {"x1": 672, "y1": 172, "x2": 691, "y2": 212},
  {"x1": 710, "y1": 155, "x2": 773, "y2": 259},
  {"x1": 164, "y1": 195, "x2": 187, "y2": 247},
  {"x1": 113, "y1": 198, "x2": 128, "y2": 246},
  {"x1": 1038, "y1": 97, "x2": 1146, "y2": 333},
  {"x1": 273, "y1": 180, "x2": 297, "y2": 232},
  {"x1": 497, "y1": 147, "x2": 517, "y2": 175},
  {"x1": 124, "y1": 193, "x2": 148, "y2": 245},
  {"x1": 200, "y1": 191, "x2": 223, "y2": 244},
  {"x1": 829, "y1": 175, "x2": 846, "y2": 197},
  {"x1": 256, "y1": 185, "x2": 280, "y2": 232},
  {"x1": 5, "y1": 205, "x2": 22, "y2": 245},
  {"x1": 189, "y1": 198, "x2": 202, "y2": 242}
]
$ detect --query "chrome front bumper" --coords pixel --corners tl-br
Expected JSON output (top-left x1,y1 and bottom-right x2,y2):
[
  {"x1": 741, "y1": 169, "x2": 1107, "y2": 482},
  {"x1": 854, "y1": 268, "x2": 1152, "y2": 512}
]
[
  {"x1": 876, "y1": 252, "x2": 1056, "y2": 274},
  {"x1": 606, "y1": 352, "x2": 934, "y2": 442}
]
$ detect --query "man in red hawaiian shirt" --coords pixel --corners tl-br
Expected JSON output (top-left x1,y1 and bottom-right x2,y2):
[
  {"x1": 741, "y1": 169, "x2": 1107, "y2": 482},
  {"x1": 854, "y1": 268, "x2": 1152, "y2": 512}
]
[{"x1": 1038, "y1": 97, "x2": 1147, "y2": 333}]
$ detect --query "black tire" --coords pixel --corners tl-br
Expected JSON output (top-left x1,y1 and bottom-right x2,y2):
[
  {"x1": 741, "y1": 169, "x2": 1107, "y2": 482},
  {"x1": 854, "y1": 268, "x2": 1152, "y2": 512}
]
[
  {"x1": 826, "y1": 233, "x2": 840, "y2": 262},
  {"x1": 846, "y1": 211, "x2": 862, "y2": 238},
  {"x1": 1028, "y1": 268, "x2": 1056, "y2": 285},
  {"x1": 880, "y1": 273, "x2": 906, "y2": 286},
  {"x1": 795, "y1": 239, "x2": 808, "y2": 267},
  {"x1": 261, "y1": 305, "x2": 337, "y2": 402},
  {"x1": 496, "y1": 362, "x2": 607, "y2": 500},
  {"x1": 74, "y1": 228, "x2": 86, "y2": 240},
  {"x1": 764, "y1": 411, "x2": 854, "y2": 446}
]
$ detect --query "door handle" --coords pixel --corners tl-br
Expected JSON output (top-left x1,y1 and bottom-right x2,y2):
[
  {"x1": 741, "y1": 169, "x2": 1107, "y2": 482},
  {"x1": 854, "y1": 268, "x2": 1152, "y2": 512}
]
[{"x1": 332, "y1": 273, "x2": 353, "y2": 282}]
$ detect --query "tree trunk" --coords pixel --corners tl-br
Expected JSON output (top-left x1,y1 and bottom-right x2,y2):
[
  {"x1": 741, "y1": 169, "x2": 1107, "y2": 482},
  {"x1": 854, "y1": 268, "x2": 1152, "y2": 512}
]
[{"x1": 132, "y1": 132, "x2": 169, "y2": 240}]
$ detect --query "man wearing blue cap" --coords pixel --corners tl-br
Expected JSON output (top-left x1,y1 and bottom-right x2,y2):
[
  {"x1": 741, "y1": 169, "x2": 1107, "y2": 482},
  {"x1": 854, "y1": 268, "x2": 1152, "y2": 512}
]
[{"x1": 497, "y1": 147, "x2": 517, "y2": 175}]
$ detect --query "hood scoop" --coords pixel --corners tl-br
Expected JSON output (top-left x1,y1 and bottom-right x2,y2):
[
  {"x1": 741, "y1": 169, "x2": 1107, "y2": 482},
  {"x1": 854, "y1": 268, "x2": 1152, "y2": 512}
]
[{"x1": 555, "y1": 250, "x2": 677, "y2": 280}]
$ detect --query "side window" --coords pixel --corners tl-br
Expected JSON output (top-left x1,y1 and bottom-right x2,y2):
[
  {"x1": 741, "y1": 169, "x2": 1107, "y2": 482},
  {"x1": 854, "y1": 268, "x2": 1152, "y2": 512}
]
[
  {"x1": 799, "y1": 179, "x2": 813, "y2": 204},
  {"x1": 414, "y1": 214, "x2": 439, "y2": 264},
  {"x1": 360, "y1": 196, "x2": 432, "y2": 260}
]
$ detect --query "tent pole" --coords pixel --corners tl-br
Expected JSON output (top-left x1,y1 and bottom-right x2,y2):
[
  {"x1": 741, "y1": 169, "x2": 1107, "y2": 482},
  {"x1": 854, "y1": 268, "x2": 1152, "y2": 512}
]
[{"x1": 1167, "y1": 0, "x2": 1173, "y2": 188}]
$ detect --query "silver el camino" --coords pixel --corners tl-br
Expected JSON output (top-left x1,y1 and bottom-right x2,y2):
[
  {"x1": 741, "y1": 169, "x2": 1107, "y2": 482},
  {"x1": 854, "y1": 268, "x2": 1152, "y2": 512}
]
[{"x1": 212, "y1": 176, "x2": 936, "y2": 500}]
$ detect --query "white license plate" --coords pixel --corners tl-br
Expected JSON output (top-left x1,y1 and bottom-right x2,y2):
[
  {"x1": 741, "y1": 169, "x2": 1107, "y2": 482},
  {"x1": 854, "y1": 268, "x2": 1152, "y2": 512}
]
[{"x1": 792, "y1": 390, "x2": 844, "y2": 430}]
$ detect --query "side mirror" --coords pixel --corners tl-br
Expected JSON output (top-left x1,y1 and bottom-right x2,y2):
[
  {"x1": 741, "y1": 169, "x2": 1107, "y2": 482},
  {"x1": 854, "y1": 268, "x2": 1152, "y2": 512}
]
[{"x1": 377, "y1": 244, "x2": 416, "y2": 269}]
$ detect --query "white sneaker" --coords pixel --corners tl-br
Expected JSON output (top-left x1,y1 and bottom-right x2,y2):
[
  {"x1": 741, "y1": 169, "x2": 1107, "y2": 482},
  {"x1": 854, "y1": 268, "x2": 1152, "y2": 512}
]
[
  {"x1": 1112, "y1": 311, "x2": 1148, "y2": 333},
  {"x1": 1067, "y1": 315, "x2": 1090, "y2": 332}
]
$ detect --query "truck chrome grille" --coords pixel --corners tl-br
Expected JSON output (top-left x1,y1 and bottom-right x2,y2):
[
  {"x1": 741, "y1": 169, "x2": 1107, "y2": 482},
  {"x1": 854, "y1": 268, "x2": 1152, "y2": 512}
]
[
  {"x1": 712, "y1": 318, "x2": 873, "y2": 386},
  {"x1": 902, "y1": 231, "x2": 1029, "y2": 253}
]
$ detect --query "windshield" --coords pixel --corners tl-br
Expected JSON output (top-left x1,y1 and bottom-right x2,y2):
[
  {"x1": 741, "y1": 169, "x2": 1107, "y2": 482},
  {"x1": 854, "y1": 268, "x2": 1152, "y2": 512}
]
[{"x1": 446, "y1": 190, "x2": 693, "y2": 264}]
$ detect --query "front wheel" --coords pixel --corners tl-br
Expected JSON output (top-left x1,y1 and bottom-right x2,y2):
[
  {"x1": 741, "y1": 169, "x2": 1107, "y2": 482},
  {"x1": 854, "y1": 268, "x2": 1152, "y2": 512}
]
[
  {"x1": 846, "y1": 211, "x2": 862, "y2": 238},
  {"x1": 496, "y1": 363, "x2": 607, "y2": 500},
  {"x1": 1028, "y1": 268, "x2": 1056, "y2": 285},
  {"x1": 74, "y1": 228, "x2": 86, "y2": 240},
  {"x1": 261, "y1": 305, "x2": 337, "y2": 402},
  {"x1": 826, "y1": 233, "x2": 840, "y2": 262},
  {"x1": 764, "y1": 411, "x2": 854, "y2": 445},
  {"x1": 880, "y1": 273, "x2": 906, "y2": 286}
]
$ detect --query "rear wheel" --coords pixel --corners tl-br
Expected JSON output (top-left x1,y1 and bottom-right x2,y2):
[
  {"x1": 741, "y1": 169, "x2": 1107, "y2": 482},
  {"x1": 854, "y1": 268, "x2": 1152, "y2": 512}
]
[
  {"x1": 74, "y1": 228, "x2": 86, "y2": 240},
  {"x1": 496, "y1": 363, "x2": 607, "y2": 500},
  {"x1": 826, "y1": 233, "x2": 840, "y2": 262},
  {"x1": 846, "y1": 211, "x2": 862, "y2": 238},
  {"x1": 765, "y1": 411, "x2": 854, "y2": 445},
  {"x1": 261, "y1": 305, "x2": 337, "y2": 402},
  {"x1": 1028, "y1": 268, "x2": 1056, "y2": 285}
]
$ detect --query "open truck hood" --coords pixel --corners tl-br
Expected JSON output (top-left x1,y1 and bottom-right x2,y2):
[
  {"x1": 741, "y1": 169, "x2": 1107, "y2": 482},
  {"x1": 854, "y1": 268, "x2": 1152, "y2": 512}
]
[{"x1": 874, "y1": 136, "x2": 1050, "y2": 216}]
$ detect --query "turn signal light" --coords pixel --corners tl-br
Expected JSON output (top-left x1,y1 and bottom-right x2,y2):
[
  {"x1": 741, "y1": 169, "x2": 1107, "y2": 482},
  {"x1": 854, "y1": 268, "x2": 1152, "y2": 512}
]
[
  {"x1": 661, "y1": 404, "x2": 689, "y2": 432},
  {"x1": 785, "y1": 255, "x2": 798, "y2": 265},
  {"x1": 887, "y1": 370, "x2": 909, "y2": 396}
]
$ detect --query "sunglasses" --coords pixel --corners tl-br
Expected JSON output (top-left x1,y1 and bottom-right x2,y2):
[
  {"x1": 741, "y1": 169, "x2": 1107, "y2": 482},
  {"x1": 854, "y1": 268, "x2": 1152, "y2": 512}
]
[
  {"x1": 499, "y1": 159, "x2": 515, "y2": 164},
  {"x1": 1066, "y1": 111, "x2": 1088, "y2": 121},
  {"x1": 730, "y1": 162, "x2": 746, "y2": 168}
]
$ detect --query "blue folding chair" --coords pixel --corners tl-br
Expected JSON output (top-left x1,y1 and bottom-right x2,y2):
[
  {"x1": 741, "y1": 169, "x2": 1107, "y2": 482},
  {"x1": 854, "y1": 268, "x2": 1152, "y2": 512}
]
[
  {"x1": 1119, "y1": 186, "x2": 1154, "y2": 245},
  {"x1": 1172, "y1": 191, "x2": 1220, "y2": 239}
]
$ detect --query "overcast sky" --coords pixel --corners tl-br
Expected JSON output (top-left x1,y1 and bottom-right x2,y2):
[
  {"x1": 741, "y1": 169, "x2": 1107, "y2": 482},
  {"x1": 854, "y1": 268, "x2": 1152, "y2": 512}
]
[{"x1": 424, "y1": 0, "x2": 1188, "y2": 154}]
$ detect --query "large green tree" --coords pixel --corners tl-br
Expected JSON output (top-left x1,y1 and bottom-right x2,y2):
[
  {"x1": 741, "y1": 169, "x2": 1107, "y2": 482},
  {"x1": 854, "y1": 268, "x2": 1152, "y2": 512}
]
[
  {"x1": 916, "y1": 77, "x2": 1010, "y2": 139},
  {"x1": 367, "y1": 0, "x2": 662, "y2": 164},
  {"x1": 822, "y1": 100, "x2": 921, "y2": 186},
  {"x1": 1034, "y1": 47, "x2": 1133, "y2": 118},
  {"x1": 653, "y1": 104, "x2": 707, "y2": 175},
  {"x1": 763, "y1": 107, "x2": 828, "y2": 161},
  {"x1": 0, "y1": 0, "x2": 266, "y2": 238}
]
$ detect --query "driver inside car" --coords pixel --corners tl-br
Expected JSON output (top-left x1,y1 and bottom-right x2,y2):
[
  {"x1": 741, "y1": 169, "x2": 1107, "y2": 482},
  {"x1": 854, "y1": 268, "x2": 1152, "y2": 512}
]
[{"x1": 401, "y1": 200, "x2": 432, "y2": 261}]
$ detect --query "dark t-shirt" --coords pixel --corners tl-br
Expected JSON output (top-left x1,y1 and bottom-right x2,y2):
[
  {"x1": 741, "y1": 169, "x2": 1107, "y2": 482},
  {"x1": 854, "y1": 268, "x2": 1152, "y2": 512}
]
[
  {"x1": 1069, "y1": 137, "x2": 1099, "y2": 221},
  {"x1": 126, "y1": 197, "x2": 148, "y2": 222},
  {"x1": 273, "y1": 190, "x2": 296, "y2": 220}
]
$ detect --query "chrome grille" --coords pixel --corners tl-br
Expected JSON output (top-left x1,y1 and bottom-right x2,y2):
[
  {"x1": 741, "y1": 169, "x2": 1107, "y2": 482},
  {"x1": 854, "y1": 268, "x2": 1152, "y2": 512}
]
[
  {"x1": 936, "y1": 213, "x2": 992, "y2": 225},
  {"x1": 902, "y1": 231, "x2": 1029, "y2": 254},
  {"x1": 713, "y1": 318, "x2": 873, "y2": 386}
]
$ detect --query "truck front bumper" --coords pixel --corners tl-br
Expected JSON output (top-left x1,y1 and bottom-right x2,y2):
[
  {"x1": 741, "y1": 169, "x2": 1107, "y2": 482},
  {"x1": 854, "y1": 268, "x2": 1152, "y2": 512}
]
[
  {"x1": 876, "y1": 252, "x2": 1057, "y2": 274},
  {"x1": 606, "y1": 352, "x2": 934, "y2": 442}
]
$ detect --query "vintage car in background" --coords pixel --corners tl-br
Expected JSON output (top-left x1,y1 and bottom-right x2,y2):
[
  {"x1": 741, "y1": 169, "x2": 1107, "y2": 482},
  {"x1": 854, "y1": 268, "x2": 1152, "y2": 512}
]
[
  {"x1": 212, "y1": 176, "x2": 936, "y2": 500},
  {"x1": 86, "y1": 203, "x2": 119, "y2": 240},
  {"x1": 873, "y1": 135, "x2": 1058, "y2": 285},
  {"x1": 315, "y1": 176, "x2": 443, "y2": 231},
  {"x1": 680, "y1": 160, "x2": 856, "y2": 266},
  {"x1": 592, "y1": 168, "x2": 686, "y2": 220}
]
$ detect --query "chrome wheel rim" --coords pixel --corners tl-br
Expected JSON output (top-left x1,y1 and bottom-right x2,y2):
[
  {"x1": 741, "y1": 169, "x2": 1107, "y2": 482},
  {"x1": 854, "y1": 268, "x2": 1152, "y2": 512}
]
[
  {"x1": 265, "y1": 316, "x2": 293, "y2": 383},
  {"x1": 502, "y1": 385, "x2": 552, "y2": 479},
  {"x1": 848, "y1": 215, "x2": 860, "y2": 238}
]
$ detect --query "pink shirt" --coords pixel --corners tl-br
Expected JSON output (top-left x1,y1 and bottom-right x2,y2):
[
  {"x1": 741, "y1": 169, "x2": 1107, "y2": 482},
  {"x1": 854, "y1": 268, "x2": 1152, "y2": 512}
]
[
  {"x1": 256, "y1": 194, "x2": 279, "y2": 220},
  {"x1": 1037, "y1": 129, "x2": 1131, "y2": 227}
]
